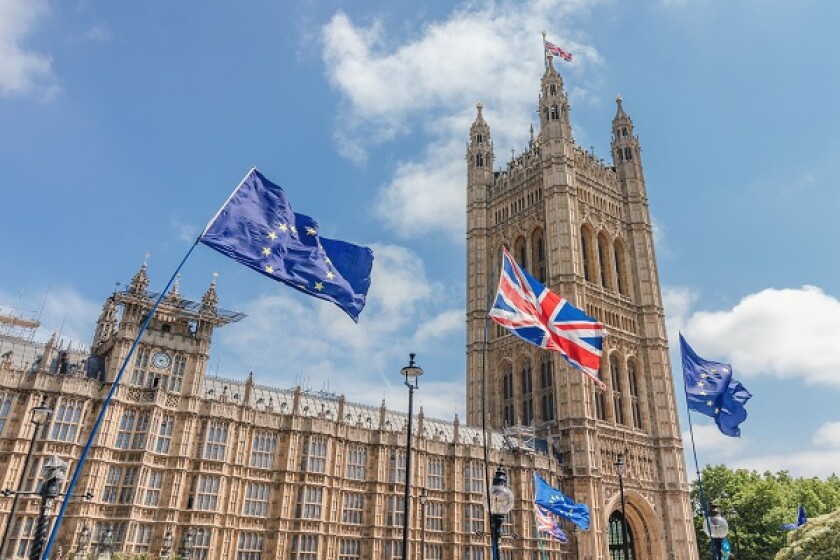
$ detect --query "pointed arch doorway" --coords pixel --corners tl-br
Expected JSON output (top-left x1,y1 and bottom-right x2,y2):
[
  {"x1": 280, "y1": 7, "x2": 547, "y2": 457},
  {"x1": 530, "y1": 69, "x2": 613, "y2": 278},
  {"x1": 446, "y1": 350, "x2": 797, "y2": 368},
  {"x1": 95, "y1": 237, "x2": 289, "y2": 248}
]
[{"x1": 608, "y1": 510, "x2": 635, "y2": 560}]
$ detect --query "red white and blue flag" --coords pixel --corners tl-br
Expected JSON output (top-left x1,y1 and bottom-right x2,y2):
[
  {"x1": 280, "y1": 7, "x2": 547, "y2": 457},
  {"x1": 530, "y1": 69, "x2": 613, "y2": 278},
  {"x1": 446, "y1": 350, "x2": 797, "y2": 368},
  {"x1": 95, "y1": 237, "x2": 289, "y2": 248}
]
[
  {"x1": 545, "y1": 40, "x2": 573, "y2": 62},
  {"x1": 535, "y1": 505, "x2": 568, "y2": 542},
  {"x1": 489, "y1": 248, "x2": 606, "y2": 388}
]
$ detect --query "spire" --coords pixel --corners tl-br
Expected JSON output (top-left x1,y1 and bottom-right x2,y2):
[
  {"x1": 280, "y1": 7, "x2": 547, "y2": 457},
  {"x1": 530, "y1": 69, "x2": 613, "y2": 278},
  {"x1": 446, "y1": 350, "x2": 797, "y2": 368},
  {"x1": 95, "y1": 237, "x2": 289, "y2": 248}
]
[
  {"x1": 93, "y1": 294, "x2": 119, "y2": 347},
  {"x1": 244, "y1": 371, "x2": 254, "y2": 405},
  {"x1": 467, "y1": 102, "x2": 494, "y2": 185},
  {"x1": 201, "y1": 272, "x2": 218, "y2": 310},
  {"x1": 164, "y1": 274, "x2": 182, "y2": 305},
  {"x1": 538, "y1": 51, "x2": 571, "y2": 144},
  {"x1": 128, "y1": 257, "x2": 149, "y2": 296},
  {"x1": 610, "y1": 94, "x2": 646, "y2": 191}
]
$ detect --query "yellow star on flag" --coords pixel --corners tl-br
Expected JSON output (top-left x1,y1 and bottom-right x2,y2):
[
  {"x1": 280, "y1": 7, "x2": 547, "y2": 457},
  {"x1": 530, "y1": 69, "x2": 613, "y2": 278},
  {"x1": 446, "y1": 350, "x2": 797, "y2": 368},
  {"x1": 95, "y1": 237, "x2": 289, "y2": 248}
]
[
  {"x1": 278, "y1": 224, "x2": 288, "y2": 232},
  {"x1": 706, "y1": 400, "x2": 713, "y2": 407},
  {"x1": 265, "y1": 265, "x2": 274, "y2": 274},
  {"x1": 314, "y1": 282, "x2": 324, "y2": 291},
  {"x1": 290, "y1": 226, "x2": 297, "y2": 234},
  {"x1": 267, "y1": 231, "x2": 277, "y2": 240},
  {"x1": 262, "y1": 247, "x2": 271, "y2": 256},
  {"x1": 306, "y1": 227, "x2": 317, "y2": 236},
  {"x1": 696, "y1": 381, "x2": 703, "y2": 387},
  {"x1": 326, "y1": 271, "x2": 335, "y2": 280},
  {"x1": 325, "y1": 257, "x2": 332, "y2": 265}
]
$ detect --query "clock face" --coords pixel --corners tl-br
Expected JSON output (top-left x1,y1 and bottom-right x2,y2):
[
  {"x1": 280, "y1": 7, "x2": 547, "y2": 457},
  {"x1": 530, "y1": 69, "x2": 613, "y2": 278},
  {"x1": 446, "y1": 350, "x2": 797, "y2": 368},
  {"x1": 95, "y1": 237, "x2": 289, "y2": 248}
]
[{"x1": 151, "y1": 352, "x2": 172, "y2": 370}]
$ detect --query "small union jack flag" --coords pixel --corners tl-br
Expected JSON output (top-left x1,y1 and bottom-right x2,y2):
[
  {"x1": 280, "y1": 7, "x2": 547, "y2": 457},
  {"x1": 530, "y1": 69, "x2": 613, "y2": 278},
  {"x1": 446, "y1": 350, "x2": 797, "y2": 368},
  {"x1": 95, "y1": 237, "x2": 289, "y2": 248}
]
[
  {"x1": 489, "y1": 248, "x2": 606, "y2": 388},
  {"x1": 535, "y1": 505, "x2": 568, "y2": 542},
  {"x1": 545, "y1": 40, "x2": 573, "y2": 62}
]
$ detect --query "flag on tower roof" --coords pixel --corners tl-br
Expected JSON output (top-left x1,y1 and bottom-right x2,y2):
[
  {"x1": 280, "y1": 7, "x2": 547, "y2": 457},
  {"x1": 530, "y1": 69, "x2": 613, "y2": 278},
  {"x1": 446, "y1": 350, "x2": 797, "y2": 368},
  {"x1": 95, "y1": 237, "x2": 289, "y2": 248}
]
[{"x1": 545, "y1": 40, "x2": 573, "y2": 62}]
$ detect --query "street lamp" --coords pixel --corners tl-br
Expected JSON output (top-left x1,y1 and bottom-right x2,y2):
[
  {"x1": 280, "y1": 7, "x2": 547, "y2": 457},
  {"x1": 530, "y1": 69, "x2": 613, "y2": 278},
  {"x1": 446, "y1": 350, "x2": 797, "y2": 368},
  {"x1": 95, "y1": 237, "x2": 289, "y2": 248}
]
[
  {"x1": 488, "y1": 465, "x2": 514, "y2": 560},
  {"x1": 75, "y1": 524, "x2": 90, "y2": 560},
  {"x1": 419, "y1": 489, "x2": 428, "y2": 560},
  {"x1": 29, "y1": 455, "x2": 67, "y2": 560},
  {"x1": 0, "y1": 396, "x2": 52, "y2": 558},
  {"x1": 703, "y1": 501, "x2": 729, "y2": 560},
  {"x1": 614, "y1": 453, "x2": 631, "y2": 560},
  {"x1": 160, "y1": 528, "x2": 173, "y2": 559},
  {"x1": 400, "y1": 354, "x2": 423, "y2": 560},
  {"x1": 98, "y1": 524, "x2": 114, "y2": 558}
]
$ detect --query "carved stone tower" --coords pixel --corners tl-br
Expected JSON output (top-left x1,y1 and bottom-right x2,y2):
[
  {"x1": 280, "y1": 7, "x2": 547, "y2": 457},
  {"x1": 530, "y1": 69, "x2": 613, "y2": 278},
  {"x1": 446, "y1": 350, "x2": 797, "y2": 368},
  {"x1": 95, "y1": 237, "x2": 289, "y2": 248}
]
[{"x1": 465, "y1": 55, "x2": 698, "y2": 560}]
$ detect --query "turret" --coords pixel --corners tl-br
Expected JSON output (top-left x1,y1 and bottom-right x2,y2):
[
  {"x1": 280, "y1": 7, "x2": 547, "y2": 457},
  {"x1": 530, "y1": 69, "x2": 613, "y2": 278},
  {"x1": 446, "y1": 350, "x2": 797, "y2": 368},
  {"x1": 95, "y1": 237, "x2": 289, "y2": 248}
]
[
  {"x1": 466, "y1": 102, "x2": 495, "y2": 190},
  {"x1": 92, "y1": 294, "x2": 119, "y2": 349},
  {"x1": 611, "y1": 95, "x2": 646, "y2": 193},
  {"x1": 538, "y1": 54, "x2": 572, "y2": 146},
  {"x1": 128, "y1": 259, "x2": 149, "y2": 296},
  {"x1": 201, "y1": 274, "x2": 219, "y2": 311}
]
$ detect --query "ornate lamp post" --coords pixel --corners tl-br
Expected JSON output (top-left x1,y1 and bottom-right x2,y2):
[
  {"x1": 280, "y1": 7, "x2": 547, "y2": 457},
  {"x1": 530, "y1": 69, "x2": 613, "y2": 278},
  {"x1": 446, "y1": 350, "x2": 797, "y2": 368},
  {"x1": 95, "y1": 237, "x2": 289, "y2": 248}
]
[
  {"x1": 29, "y1": 455, "x2": 67, "y2": 560},
  {"x1": 160, "y1": 528, "x2": 174, "y2": 560},
  {"x1": 400, "y1": 354, "x2": 423, "y2": 560},
  {"x1": 614, "y1": 453, "x2": 631, "y2": 560},
  {"x1": 180, "y1": 528, "x2": 196, "y2": 560},
  {"x1": 74, "y1": 524, "x2": 90, "y2": 560},
  {"x1": 488, "y1": 466, "x2": 514, "y2": 560},
  {"x1": 0, "y1": 396, "x2": 52, "y2": 557},
  {"x1": 97, "y1": 524, "x2": 114, "y2": 560},
  {"x1": 703, "y1": 502, "x2": 729, "y2": 560},
  {"x1": 419, "y1": 489, "x2": 428, "y2": 560}
]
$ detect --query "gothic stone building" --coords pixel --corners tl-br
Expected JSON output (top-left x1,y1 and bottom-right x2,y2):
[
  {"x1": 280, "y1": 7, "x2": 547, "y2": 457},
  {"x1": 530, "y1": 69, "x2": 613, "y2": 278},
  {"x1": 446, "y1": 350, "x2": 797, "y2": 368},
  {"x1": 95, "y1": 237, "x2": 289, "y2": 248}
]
[
  {"x1": 0, "y1": 269, "x2": 561, "y2": 560},
  {"x1": 465, "y1": 54, "x2": 697, "y2": 559},
  {"x1": 0, "y1": 55, "x2": 698, "y2": 560}
]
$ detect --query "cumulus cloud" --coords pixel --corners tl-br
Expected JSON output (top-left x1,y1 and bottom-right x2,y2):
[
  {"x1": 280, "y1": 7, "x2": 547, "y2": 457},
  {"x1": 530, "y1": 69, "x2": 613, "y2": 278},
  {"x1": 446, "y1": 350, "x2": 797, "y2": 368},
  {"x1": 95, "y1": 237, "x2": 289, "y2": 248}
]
[
  {"x1": 681, "y1": 286, "x2": 840, "y2": 387},
  {"x1": 321, "y1": 1, "x2": 604, "y2": 239},
  {"x1": 0, "y1": 0, "x2": 59, "y2": 99},
  {"x1": 682, "y1": 424, "x2": 748, "y2": 459},
  {"x1": 813, "y1": 421, "x2": 840, "y2": 449},
  {"x1": 213, "y1": 243, "x2": 463, "y2": 414},
  {"x1": 733, "y1": 450, "x2": 840, "y2": 479}
]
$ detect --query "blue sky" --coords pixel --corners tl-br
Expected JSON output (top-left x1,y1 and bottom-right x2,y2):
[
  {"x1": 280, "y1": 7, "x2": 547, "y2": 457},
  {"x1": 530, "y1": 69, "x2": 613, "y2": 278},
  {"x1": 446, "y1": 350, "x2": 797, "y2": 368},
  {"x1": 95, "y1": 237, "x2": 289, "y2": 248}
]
[{"x1": 2, "y1": 0, "x2": 840, "y2": 477}]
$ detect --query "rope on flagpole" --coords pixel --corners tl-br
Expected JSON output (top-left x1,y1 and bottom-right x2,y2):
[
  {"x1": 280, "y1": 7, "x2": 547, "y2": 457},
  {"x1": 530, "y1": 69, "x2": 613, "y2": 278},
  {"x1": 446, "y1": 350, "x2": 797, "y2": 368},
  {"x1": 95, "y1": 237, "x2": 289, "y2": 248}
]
[{"x1": 42, "y1": 238, "x2": 202, "y2": 560}]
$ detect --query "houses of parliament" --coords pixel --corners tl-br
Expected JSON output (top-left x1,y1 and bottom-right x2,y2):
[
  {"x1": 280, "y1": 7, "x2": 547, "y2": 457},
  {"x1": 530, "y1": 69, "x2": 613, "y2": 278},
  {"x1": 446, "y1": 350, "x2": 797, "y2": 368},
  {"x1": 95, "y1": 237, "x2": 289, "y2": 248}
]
[{"x1": 0, "y1": 54, "x2": 698, "y2": 560}]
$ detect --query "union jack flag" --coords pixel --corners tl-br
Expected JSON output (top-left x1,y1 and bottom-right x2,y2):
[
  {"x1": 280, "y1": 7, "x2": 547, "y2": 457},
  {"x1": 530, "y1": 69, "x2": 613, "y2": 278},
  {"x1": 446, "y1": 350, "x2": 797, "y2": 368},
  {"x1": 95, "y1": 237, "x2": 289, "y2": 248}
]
[
  {"x1": 489, "y1": 248, "x2": 606, "y2": 388},
  {"x1": 535, "y1": 505, "x2": 568, "y2": 542},
  {"x1": 545, "y1": 40, "x2": 573, "y2": 62}
]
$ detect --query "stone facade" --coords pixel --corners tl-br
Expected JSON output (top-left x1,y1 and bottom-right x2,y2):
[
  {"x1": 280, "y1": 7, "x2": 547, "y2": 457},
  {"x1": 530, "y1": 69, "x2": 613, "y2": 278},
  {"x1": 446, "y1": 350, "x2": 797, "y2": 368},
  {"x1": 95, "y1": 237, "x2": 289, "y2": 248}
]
[
  {"x1": 0, "y1": 269, "x2": 562, "y2": 560},
  {"x1": 465, "y1": 55, "x2": 698, "y2": 559}
]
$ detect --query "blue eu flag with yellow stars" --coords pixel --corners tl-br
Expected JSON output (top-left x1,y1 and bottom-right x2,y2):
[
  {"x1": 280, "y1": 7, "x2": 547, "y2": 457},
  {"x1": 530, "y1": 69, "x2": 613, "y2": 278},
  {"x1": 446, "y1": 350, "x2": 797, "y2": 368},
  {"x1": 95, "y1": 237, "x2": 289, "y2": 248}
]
[
  {"x1": 680, "y1": 333, "x2": 752, "y2": 437},
  {"x1": 200, "y1": 168, "x2": 374, "y2": 321}
]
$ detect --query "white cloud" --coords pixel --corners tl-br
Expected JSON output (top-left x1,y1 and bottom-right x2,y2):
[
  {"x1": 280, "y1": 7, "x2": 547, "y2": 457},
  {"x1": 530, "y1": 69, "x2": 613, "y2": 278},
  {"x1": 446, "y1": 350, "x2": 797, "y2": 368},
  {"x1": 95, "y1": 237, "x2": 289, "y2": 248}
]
[
  {"x1": 662, "y1": 284, "x2": 697, "y2": 345},
  {"x1": 0, "y1": 286, "x2": 100, "y2": 349},
  {"x1": 813, "y1": 421, "x2": 840, "y2": 449},
  {"x1": 84, "y1": 24, "x2": 111, "y2": 43},
  {"x1": 0, "y1": 0, "x2": 59, "y2": 99},
  {"x1": 682, "y1": 286, "x2": 840, "y2": 387},
  {"x1": 733, "y1": 450, "x2": 840, "y2": 479},
  {"x1": 213, "y1": 243, "x2": 462, "y2": 413},
  {"x1": 321, "y1": 1, "x2": 604, "y2": 239},
  {"x1": 682, "y1": 423, "x2": 748, "y2": 459}
]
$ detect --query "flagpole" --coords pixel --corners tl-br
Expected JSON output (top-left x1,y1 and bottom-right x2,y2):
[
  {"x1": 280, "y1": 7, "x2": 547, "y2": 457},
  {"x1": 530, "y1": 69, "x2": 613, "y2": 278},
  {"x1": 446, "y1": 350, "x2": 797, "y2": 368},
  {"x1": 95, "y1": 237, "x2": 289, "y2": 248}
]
[
  {"x1": 682, "y1": 354, "x2": 717, "y2": 560},
  {"x1": 480, "y1": 247, "x2": 502, "y2": 556},
  {"x1": 42, "y1": 238, "x2": 202, "y2": 560}
]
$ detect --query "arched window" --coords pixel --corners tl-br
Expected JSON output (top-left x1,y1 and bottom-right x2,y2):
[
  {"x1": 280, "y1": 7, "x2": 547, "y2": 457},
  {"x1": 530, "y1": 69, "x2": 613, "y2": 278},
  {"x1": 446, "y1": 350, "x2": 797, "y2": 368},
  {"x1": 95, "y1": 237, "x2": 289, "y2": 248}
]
[
  {"x1": 598, "y1": 233, "x2": 611, "y2": 289},
  {"x1": 475, "y1": 153, "x2": 484, "y2": 168},
  {"x1": 610, "y1": 355, "x2": 624, "y2": 425},
  {"x1": 532, "y1": 229, "x2": 546, "y2": 282},
  {"x1": 550, "y1": 105, "x2": 559, "y2": 120},
  {"x1": 549, "y1": 84, "x2": 556, "y2": 95},
  {"x1": 540, "y1": 355, "x2": 555, "y2": 422},
  {"x1": 521, "y1": 360, "x2": 533, "y2": 426},
  {"x1": 580, "y1": 225, "x2": 596, "y2": 282},
  {"x1": 476, "y1": 133, "x2": 484, "y2": 144},
  {"x1": 624, "y1": 147, "x2": 633, "y2": 161},
  {"x1": 514, "y1": 237, "x2": 527, "y2": 270},
  {"x1": 608, "y1": 511, "x2": 635, "y2": 559},
  {"x1": 614, "y1": 240, "x2": 629, "y2": 296},
  {"x1": 628, "y1": 361, "x2": 643, "y2": 430},
  {"x1": 502, "y1": 363, "x2": 515, "y2": 427}
]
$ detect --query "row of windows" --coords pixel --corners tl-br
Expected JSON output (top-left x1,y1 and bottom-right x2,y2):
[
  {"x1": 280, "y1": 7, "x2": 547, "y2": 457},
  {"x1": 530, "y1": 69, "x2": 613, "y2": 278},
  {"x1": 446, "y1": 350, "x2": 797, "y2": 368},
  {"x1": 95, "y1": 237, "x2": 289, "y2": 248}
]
[
  {"x1": 501, "y1": 356, "x2": 555, "y2": 428},
  {"x1": 581, "y1": 225, "x2": 631, "y2": 297},
  {"x1": 593, "y1": 354, "x2": 644, "y2": 431}
]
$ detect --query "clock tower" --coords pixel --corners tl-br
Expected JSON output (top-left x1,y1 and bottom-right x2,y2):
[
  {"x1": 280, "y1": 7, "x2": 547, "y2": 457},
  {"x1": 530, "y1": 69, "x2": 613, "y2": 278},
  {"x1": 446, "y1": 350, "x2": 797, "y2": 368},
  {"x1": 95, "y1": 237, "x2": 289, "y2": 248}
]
[{"x1": 91, "y1": 261, "x2": 244, "y2": 396}]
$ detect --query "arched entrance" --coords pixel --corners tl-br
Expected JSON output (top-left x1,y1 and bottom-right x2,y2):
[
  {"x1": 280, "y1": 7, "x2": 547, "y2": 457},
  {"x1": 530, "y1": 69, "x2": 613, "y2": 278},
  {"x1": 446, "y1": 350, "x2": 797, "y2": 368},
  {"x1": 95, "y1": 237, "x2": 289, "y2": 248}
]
[{"x1": 608, "y1": 511, "x2": 634, "y2": 559}]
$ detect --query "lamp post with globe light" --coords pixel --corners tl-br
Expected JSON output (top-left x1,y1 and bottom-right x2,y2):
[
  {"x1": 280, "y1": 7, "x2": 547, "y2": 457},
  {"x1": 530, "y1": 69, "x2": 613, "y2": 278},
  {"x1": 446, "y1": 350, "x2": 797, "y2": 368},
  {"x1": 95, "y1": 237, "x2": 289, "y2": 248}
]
[
  {"x1": 703, "y1": 501, "x2": 729, "y2": 560},
  {"x1": 614, "y1": 453, "x2": 631, "y2": 560},
  {"x1": 0, "y1": 396, "x2": 52, "y2": 558},
  {"x1": 488, "y1": 465, "x2": 515, "y2": 560},
  {"x1": 400, "y1": 354, "x2": 423, "y2": 560}
]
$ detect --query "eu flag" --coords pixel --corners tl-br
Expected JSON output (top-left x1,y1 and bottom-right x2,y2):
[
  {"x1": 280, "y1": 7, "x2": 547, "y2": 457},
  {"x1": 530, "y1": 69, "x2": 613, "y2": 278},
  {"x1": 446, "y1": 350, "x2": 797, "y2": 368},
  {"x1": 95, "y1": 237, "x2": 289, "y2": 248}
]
[
  {"x1": 201, "y1": 169, "x2": 374, "y2": 321},
  {"x1": 680, "y1": 334, "x2": 752, "y2": 437},
  {"x1": 534, "y1": 473, "x2": 590, "y2": 530}
]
